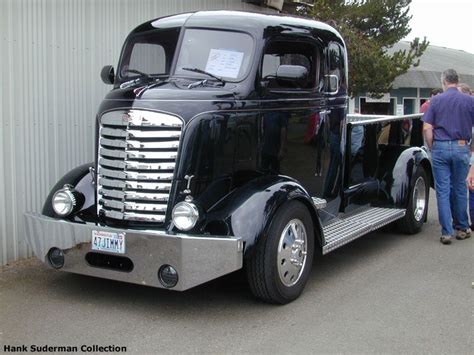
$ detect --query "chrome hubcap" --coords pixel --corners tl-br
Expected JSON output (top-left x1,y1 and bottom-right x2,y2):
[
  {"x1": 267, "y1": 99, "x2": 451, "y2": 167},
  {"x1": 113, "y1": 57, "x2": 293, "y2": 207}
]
[
  {"x1": 277, "y1": 219, "x2": 307, "y2": 287},
  {"x1": 413, "y1": 176, "x2": 426, "y2": 221}
]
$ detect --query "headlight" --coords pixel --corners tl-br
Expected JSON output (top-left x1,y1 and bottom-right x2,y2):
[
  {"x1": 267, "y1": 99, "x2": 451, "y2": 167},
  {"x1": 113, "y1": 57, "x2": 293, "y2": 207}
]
[
  {"x1": 52, "y1": 185, "x2": 82, "y2": 217},
  {"x1": 172, "y1": 201, "x2": 199, "y2": 231}
]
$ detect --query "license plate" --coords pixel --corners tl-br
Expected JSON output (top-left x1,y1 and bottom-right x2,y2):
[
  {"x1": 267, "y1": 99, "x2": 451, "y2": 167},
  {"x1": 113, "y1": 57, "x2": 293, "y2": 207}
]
[{"x1": 91, "y1": 230, "x2": 126, "y2": 254}]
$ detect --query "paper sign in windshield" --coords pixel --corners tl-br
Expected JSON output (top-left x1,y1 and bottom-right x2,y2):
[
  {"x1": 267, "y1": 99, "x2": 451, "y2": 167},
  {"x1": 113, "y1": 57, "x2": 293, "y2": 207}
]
[{"x1": 205, "y1": 49, "x2": 244, "y2": 79}]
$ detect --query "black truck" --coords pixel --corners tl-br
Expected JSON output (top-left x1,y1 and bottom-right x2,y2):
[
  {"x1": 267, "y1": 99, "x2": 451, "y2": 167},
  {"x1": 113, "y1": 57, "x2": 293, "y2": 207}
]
[{"x1": 25, "y1": 11, "x2": 431, "y2": 304}]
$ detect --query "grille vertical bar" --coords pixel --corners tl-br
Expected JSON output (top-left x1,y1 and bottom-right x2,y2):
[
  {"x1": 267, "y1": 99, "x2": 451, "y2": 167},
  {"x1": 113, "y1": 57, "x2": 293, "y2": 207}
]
[{"x1": 97, "y1": 110, "x2": 183, "y2": 223}]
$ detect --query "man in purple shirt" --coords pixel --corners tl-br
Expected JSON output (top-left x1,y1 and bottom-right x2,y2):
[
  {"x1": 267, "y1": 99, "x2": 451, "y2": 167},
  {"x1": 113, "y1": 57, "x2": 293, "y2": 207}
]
[{"x1": 423, "y1": 69, "x2": 474, "y2": 244}]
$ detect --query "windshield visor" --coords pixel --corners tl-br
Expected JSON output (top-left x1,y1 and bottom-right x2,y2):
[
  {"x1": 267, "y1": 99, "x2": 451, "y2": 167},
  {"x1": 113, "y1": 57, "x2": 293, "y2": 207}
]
[
  {"x1": 118, "y1": 27, "x2": 180, "y2": 81},
  {"x1": 175, "y1": 29, "x2": 254, "y2": 82}
]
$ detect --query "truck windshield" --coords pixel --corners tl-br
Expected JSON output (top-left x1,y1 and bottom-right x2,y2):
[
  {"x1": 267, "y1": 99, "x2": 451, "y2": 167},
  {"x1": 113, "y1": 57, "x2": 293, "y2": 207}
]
[
  {"x1": 118, "y1": 27, "x2": 181, "y2": 81},
  {"x1": 175, "y1": 29, "x2": 254, "y2": 82}
]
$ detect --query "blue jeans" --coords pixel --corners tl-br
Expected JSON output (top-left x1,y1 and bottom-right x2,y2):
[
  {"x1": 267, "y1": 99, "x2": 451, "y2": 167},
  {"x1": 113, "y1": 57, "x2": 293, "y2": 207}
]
[
  {"x1": 432, "y1": 140, "x2": 470, "y2": 236},
  {"x1": 470, "y1": 189, "x2": 474, "y2": 227}
]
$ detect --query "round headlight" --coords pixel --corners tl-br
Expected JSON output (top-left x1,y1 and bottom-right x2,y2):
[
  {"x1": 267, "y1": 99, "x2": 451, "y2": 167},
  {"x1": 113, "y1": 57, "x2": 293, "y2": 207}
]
[
  {"x1": 52, "y1": 185, "x2": 77, "y2": 217},
  {"x1": 172, "y1": 201, "x2": 199, "y2": 231}
]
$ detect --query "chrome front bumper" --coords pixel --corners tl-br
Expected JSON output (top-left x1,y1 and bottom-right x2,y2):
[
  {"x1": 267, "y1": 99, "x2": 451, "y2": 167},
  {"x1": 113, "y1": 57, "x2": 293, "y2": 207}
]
[{"x1": 24, "y1": 212, "x2": 243, "y2": 291}]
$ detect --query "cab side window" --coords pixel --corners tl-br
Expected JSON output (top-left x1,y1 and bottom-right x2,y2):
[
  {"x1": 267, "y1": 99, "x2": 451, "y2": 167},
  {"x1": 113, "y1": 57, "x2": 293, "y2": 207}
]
[
  {"x1": 129, "y1": 43, "x2": 166, "y2": 74},
  {"x1": 326, "y1": 42, "x2": 346, "y2": 94},
  {"x1": 261, "y1": 41, "x2": 321, "y2": 90}
]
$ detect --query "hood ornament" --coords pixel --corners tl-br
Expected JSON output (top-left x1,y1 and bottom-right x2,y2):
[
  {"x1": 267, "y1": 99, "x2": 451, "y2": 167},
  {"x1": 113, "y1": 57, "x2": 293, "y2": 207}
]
[{"x1": 183, "y1": 175, "x2": 194, "y2": 195}]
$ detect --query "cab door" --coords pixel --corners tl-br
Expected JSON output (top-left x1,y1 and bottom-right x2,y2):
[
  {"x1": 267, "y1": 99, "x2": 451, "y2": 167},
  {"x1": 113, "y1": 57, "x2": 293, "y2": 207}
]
[{"x1": 257, "y1": 37, "x2": 342, "y2": 221}]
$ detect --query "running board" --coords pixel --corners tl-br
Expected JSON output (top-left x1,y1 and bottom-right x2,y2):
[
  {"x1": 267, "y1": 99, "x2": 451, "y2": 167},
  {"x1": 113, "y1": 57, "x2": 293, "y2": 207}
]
[
  {"x1": 322, "y1": 207, "x2": 405, "y2": 254},
  {"x1": 312, "y1": 197, "x2": 327, "y2": 209}
]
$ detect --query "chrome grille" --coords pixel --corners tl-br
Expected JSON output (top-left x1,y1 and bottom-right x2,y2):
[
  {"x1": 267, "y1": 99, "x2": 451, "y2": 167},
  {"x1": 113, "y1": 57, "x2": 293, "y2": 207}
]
[{"x1": 97, "y1": 110, "x2": 183, "y2": 223}]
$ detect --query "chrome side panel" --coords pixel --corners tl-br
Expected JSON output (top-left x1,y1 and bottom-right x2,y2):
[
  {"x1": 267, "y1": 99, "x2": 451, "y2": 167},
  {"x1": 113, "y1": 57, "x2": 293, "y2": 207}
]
[
  {"x1": 346, "y1": 113, "x2": 424, "y2": 125},
  {"x1": 24, "y1": 212, "x2": 243, "y2": 291}
]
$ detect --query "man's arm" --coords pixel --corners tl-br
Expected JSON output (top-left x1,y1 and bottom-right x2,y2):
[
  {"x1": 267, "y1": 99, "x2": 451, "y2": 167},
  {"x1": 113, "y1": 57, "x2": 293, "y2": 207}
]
[
  {"x1": 471, "y1": 127, "x2": 474, "y2": 153},
  {"x1": 467, "y1": 164, "x2": 474, "y2": 190},
  {"x1": 468, "y1": 124, "x2": 474, "y2": 193},
  {"x1": 423, "y1": 122, "x2": 434, "y2": 149}
]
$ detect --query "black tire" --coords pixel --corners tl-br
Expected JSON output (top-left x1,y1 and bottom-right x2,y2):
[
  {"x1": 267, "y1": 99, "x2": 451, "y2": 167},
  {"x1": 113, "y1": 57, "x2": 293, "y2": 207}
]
[
  {"x1": 245, "y1": 201, "x2": 315, "y2": 304},
  {"x1": 397, "y1": 167, "x2": 429, "y2": 234}
]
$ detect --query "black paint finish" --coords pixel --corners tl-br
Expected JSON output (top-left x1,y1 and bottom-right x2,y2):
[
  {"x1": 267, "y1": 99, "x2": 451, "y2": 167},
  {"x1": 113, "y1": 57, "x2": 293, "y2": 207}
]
[
  {"x1": 42, "y1": 163, "x2": 95, "y2": 221},
  {"x1": 43, "y1": 11, "x2": 431, "y2": 254}
]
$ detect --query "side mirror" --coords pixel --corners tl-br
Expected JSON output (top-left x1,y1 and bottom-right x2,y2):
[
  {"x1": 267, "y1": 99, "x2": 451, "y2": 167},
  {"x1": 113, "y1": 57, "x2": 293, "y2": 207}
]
[
  {"x1": 324, "y1": 74, "x2": 339, "y2": 94},
  {"x1": 276, "y1": 65, "x2": 308, "y2": 85},
  {"x1": 101, "y1": 65, "x2": 115, "y2": 85}
]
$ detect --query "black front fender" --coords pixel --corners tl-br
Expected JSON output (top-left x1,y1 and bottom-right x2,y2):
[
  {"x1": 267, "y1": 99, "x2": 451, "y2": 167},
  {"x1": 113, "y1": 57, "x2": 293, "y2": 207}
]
[
  {"x1": 42, "y1": 163, "x2": 95, "y2": 219},
  {"x1": 205, "y1": 175, "x2": 323, "y2": 257},
  {"x1": 378, "y1": 147, "x2": 431, "y2": 208}
]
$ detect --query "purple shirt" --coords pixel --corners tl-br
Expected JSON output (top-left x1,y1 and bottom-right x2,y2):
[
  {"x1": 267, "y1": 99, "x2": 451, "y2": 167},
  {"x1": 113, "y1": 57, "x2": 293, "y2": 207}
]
[{"x1": 422, "y1": 87, "x2": 474, "y2": 141}]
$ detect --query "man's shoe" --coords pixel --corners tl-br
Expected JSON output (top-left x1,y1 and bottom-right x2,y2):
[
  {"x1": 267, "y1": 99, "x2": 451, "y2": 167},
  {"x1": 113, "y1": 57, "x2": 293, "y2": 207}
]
[
  {"x1": 455, "y1": 228, "x2": 471, "y2": 240},
  {"x1": 440, "y1": 236, "x2": 452, "y2": 245}
]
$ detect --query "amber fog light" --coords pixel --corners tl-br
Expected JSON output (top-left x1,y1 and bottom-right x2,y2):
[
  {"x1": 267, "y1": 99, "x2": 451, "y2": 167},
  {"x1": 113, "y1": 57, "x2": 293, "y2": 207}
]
[
  {"x1": 158, "y1": 265, "x2": 178, "y2": 288},
  {"x1": 48, "y1": 248, "x2": 65, "y2": 269},
  {"x1": 172, "y1": 201, "x2": 199, "y2": 231}
]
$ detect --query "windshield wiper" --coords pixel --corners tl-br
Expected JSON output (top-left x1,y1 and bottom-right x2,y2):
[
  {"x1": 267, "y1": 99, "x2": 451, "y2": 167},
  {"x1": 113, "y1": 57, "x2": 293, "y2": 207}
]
[
  {"x1": 122, "y1": 68, "x2": 150, "y2": 78},
  {"x1": 119, "y1": 69, "x2": 153, "y2": 89},
  {"x1": 182, "y1": 67, "x2": 225, "y2": 85},
  {"x1": 135, "y1": 78, "x2": 168, "y2": 98}
]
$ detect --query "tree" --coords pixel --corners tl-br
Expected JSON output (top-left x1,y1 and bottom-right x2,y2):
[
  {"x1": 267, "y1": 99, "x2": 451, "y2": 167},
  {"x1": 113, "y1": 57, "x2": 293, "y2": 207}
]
[{"x1": 291, "y1": 0, "x2": 428, "y2": 97}]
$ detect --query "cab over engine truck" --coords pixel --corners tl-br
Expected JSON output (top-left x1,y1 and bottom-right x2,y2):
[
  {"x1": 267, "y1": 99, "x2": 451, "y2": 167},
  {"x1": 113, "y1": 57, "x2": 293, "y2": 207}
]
[{"x1": 25, "y1": 11, "x2": 431, "y2": 304}]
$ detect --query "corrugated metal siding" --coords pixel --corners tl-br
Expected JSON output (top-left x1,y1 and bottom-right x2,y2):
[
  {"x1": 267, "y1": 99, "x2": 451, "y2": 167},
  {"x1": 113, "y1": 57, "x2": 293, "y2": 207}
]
[{"x1": 0, "y1": 0, "x2": 275, "y2": 266}]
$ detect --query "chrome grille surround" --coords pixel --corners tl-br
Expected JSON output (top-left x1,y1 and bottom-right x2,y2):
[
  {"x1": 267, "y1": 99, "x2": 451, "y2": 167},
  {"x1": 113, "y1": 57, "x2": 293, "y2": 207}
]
[{"x1": 97, "y1": 109, "x2": 183, "y2": 223}]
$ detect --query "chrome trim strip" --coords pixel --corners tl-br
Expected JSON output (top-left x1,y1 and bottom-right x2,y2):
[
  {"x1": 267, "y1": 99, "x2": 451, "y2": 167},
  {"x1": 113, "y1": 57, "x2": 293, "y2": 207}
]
[
  {"x1": 127, "y1": 130, "x2": 181, "y2": 139},
  {"x1": 24, "y1": 212, "x2": 243, "y2": 291},
  {"x1": 103, "y1": 210, "x2": 166, "y2": 222},
  {"x1": 100, "y1": 199, "x2": 168, "y2": 212},
  {"x1": 99, "y1": 188, "x2": 169, "y2": 201},
  {"x1": 126, "y1": 140, "x2": 180, "y2": 150},
  {"x1": 99, "y1": 148, "x2": 178, "y2": 160},
  {"x1": 125, "y1": 150, "x2": 178, "y2": 160},
  {"x1": 99, "y1": 137, "x2": 126, "y2": 148},
  {"x1": 347, "y1": 113, "x2": 423, "y2": 125},
  {"x1": 101, "y1": 109, "x2": 183, "y2": 127},
  {"x1": 98, "y1": 177, "x2": 172, "y2": 191},
  {"x1": 101, "y1": 127, "x2": 128, "y2": 138},
  {"x1": 99, "y1": 147, "x2": 126, "y2": 159},
  {"x1": 98, "y1": 167, "x2": 174, "y2": 181},
  {"x1": 101, "y1": 127, "x2": 181, "y2": 139},
  {"x1": 99, "y1": 158, "x2": 176, "y2": 171}
]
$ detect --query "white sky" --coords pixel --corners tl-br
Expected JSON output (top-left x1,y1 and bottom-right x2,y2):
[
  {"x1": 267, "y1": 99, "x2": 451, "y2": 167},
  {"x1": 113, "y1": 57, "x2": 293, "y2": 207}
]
[{"x1": 403, "y1": 0, "x2": 474, "y2": 53}]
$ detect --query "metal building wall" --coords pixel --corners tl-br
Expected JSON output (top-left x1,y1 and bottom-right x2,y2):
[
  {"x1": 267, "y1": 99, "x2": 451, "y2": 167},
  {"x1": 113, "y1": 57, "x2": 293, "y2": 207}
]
[{"x1": 0, "y1": 0, "x2": 274, "y2": 266}]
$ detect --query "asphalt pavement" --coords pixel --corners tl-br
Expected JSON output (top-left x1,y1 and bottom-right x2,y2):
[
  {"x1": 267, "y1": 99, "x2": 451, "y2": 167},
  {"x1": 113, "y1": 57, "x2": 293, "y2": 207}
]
[{"x1": 0, "y1": 192, "x2": 472, "y2": 354}]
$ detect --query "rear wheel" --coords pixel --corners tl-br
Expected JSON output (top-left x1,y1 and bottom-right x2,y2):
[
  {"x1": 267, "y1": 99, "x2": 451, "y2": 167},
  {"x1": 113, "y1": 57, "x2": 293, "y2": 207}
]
[
  {"x1": 246, "y1": 201, "x2": 314, "y2": 304},
  {"x1": 398, "y1": 167, "x2": 429, "y2": 234}
]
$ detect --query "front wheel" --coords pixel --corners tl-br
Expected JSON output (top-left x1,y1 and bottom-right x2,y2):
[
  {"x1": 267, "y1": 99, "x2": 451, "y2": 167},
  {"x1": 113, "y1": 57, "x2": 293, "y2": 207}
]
[
  {"x1": 397, "y1": 167, "x2": 429, "y2": 234},
  {"x1": 245, "y1": 201, "x2": 315, "y2": 304}
]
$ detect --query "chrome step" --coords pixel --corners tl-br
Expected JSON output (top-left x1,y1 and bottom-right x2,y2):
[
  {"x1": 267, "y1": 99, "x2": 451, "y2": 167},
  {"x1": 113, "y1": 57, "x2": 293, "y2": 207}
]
[
  {"x1": 322, "y1": 207, "x2": 405, "y2": 254},
  {"x1": 312, "y1": 197, "x2": 327, "y2": 209}
]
